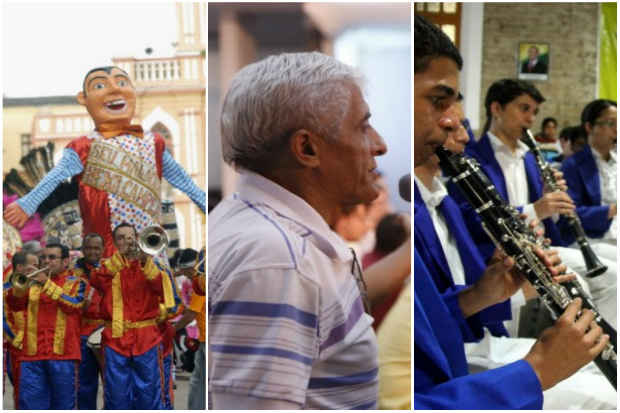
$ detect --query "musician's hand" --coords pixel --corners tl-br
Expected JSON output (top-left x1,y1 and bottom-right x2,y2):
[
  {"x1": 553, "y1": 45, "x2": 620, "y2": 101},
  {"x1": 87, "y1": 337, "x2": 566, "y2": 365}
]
[
  {"x1": 139, "y1": 251, "x2": 149, "y2": 266},
  {"x1": 31, "y1": 272, "x2": 49, "y2": 285},
  {"x1": 543, "y1": 169, "x2": 568, "y2": 193},
  {"x1": 523, "y1": 298, "x2": 609, "y2": 390},
  {"x1": 4, "y1": 202, "x2": 29, "y2": 229},
  {"x1": 458, "y1": 249, "x2": 520, "y2": 317},
  {"x1": 532, "y1": 247, "x2": 576, "y2": 284},
  {"x1": 608, "y1": 203, "x2": 617, "y2": 219},
  {"x1": 534, "y1": 191, "x2": 575, "y2": 219}
]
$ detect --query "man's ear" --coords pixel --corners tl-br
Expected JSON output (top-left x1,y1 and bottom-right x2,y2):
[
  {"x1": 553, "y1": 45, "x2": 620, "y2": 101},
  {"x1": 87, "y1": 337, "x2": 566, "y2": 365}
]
[
  {"x1": 289, "y1": 129, "x2": 321, "y2": 168},
  {"x1": 489, "y1": 101, "x2": 502, "y2": 117},
  {"x1": 77, "y1": 91, "x2": 86, "y2": 106},
  {"x1": 584, "y1": 122, "x2": 592, "y2": 136}
]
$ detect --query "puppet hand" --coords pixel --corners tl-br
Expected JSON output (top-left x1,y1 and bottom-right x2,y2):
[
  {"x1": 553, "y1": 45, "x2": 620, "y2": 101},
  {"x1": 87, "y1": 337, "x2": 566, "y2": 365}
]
[{"x1": 4, "y1": 202, "x2": 28, "y2": 229}]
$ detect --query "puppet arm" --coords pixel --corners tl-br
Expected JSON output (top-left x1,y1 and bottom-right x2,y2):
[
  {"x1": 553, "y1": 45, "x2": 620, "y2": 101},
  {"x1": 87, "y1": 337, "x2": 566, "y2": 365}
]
[
  {"x1": 162, "y1": 150, "x2": 206, "y2": 213},
  {"x1": 17, "y1": 148, "x2": 84, "y2": 215}
]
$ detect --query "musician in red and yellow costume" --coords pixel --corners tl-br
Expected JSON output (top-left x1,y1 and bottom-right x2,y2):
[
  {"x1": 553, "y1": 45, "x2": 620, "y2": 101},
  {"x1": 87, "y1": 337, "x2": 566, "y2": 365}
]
[
  {"x1": 90, "y1": 222, "x2": 177, "y2": 409},
  {"x1": 72, "y1": 232, "x2": 105, "y2": 410},
  {"x1": 6, "y1": 243, "x2": 90, "y2": 410},
  {"x1": 3, "y1": 251, "x2": 38, "y2": 395},
  {"x1": 4, "y1": 66, "x2": 205, "y2": 258}
]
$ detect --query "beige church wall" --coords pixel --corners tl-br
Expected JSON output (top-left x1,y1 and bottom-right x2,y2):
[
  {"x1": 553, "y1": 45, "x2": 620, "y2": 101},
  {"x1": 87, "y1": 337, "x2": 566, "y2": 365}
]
[{"x1": 480, "y1": 3, "x2": 599, "y2": 132}]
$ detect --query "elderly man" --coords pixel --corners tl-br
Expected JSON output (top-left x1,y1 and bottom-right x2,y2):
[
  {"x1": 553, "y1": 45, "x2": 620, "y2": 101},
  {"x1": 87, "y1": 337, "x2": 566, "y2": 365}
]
[{"x1": 209, "y1": 51, "x2": 413, "y2": 409}]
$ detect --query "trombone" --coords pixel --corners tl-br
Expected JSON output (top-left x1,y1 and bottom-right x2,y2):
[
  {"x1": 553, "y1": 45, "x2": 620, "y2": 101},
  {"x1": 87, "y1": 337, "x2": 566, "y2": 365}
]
[{"x1": 10, "y1": 266, "x2": 50, "y2": 290}]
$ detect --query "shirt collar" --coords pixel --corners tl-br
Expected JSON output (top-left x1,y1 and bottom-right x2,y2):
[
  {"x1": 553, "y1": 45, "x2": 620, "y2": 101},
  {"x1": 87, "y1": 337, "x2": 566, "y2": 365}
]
[
  {"x1": 414, "y1": 174, "x2": 447, "y2": 210},
  {"x1": 488, "y1": 131, "x2": 529, "y2": 160},
  {"x1": 236, "y1": 170, "x2": 352, "y2": 262},
  {"x1": 590, "y1": 145, "x2": 616, "y2": 165}
]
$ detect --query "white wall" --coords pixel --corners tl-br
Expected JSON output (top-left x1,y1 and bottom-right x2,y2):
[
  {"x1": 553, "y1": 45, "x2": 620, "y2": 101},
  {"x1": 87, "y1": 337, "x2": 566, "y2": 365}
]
[{"x1": 335, "y1": 26, "x2": 411, "y2": 213}]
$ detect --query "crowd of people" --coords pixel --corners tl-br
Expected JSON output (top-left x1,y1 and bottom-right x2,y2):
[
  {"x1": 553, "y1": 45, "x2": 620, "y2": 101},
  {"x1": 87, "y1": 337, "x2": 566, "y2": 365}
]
[
  {"x1": 3, "y1": 227, "x2": 206, "y2": 410},
  {"x1": 3, "y1": 64, "x2": 206, "y2": 410}
]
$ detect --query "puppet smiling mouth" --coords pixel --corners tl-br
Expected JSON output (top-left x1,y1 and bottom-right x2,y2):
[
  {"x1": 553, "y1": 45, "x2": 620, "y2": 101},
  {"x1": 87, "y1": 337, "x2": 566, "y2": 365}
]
[{"x1": 105, "y1": 99, "x2": 127, "y2": 112}]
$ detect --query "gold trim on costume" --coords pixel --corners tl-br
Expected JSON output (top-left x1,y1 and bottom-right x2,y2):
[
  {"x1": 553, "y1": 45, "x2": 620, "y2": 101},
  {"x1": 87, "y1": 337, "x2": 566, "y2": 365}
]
[
  {"x1": 26, "y1": 286, "x2": 41, "y2": 356},
  {"x1": 52, "y1": 280, "x2": 74, "y2": 355}
]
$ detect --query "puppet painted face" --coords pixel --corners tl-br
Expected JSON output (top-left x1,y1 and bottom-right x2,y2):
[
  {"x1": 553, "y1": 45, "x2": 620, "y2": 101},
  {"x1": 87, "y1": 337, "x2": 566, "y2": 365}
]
[{"x1": 77, "y1": 67, "x2": 136, "y2": 129}]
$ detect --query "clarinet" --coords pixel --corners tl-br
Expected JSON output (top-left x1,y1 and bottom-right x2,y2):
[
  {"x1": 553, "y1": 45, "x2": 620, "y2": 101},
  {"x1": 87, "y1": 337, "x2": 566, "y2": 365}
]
[
  {"x1": 436, "y1": 146, "x2": 617, "y2": 390},
  {"x1": 521, "y1": 128, "x2": 607, "y2": 278}
]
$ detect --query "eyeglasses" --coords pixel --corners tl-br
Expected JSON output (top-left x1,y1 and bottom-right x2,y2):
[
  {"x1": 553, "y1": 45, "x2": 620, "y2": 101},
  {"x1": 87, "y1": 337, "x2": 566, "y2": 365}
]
[
  {"x1": 350, "y1": 249, "x2": 371, "y2": 315},
  {"x1": 44, "y1": 255, "x2": 60, "y2": 260},
  {"x1": 595, "y1": 119, "x2": 617, "y2": 128}
]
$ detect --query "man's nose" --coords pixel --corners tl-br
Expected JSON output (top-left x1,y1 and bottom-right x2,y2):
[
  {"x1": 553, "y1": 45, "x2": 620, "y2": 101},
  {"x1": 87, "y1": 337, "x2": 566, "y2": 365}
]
[
  {"x1": 439, "y1": 111, "x2": 459, "y2": 132},
  {"x1": 372, "y1": 129, "x2": 388, "y2": 156}
]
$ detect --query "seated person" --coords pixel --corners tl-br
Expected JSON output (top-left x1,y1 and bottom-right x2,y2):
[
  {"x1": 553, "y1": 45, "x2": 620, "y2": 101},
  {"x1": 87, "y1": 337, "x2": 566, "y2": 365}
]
[
  {"x1": 552, "y1": 125, "x2": 587, "y2": 165},
  {"x1": 561, "y1": 100, "x2": 616, "y2": 245},
  {"x1": 415, "y1": 105, "x2": 616, "y2": 409},
  {"x1": 413, "y1": 15, "x2": 610, "y2": 409},
  {"x1": 535, "y1": 117, "x2": 561, "y2": 161},
  {"x1": 453, "y1": 79, "x2": 617, "y2": 329}
]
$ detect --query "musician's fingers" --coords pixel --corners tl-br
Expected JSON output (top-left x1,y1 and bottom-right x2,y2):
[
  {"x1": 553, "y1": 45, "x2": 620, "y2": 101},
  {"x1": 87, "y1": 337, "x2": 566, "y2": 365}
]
[
  {"x1": 549, "y1": 262, "x2": 566, "y2": 276},
  {"x1": 589, "y1": 334, "x2": 610, "y2": 357},
  {"x1": 575, "y1": 308, "x2": 596, "y2": 332},
  {"x1": 584, "y1": 321, "x2": 603, "y2": 344},
  {"x1": 552, "y1": 272, "x2": 576, "y2": 284},
  {"x1": 559, "y1": 297, "x2": 582, "y2": 322},
  {"x1": 543, "y1": 237, "x2": 552, "y2": 246},
  {"x1": 533, "y1": 247, "x2": 550, "y2": 266}
]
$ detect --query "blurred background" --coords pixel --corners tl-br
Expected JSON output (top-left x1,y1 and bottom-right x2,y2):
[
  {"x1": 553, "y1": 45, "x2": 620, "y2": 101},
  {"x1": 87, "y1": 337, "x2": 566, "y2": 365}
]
[{"x1": 208, "y1": 2, "x2": 411, "y2": 213}]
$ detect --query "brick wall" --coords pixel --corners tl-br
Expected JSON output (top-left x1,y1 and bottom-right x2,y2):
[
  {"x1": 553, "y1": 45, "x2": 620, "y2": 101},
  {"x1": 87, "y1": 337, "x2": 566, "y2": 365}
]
[{"x1": 480, "y1": 3, "x2": 599, "y2": 133}]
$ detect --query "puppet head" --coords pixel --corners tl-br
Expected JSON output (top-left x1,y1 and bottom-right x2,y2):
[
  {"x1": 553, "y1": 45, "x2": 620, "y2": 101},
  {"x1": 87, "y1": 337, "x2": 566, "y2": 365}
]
[{"x1": 77, "y1": 66, "x2": 136, "y2": 130}]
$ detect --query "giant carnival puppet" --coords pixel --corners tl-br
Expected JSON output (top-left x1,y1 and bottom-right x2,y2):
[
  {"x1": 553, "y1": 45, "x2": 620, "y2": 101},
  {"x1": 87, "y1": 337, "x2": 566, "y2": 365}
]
[
  {"x1": 3, "y1": 66, "x2": 202, "y2": 409},
  {"x1": 4, "y1": 66, "x2": 205, "y2": 258}
]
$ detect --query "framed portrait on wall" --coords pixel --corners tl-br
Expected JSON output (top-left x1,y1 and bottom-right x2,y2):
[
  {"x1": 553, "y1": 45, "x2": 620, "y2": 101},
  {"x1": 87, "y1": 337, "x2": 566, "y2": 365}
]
[{"x1": 518, "y1": 42, "x2": 549, "y2": 81}]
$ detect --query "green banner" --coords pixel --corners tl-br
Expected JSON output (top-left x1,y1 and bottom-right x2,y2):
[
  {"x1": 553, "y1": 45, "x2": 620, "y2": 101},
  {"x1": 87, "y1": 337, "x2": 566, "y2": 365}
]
[{"x1": 599, "y1": 3, "x2": 617, "y2": 99}]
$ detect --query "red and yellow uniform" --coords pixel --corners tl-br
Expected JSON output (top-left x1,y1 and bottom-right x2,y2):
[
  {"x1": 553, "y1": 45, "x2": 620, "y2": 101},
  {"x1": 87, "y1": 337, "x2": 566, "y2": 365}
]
[
  {"x1": 6, "y1": 270, "x2": 89, "y2": 409},
  {"x1": 73, "y1": 259, "x2": 104, "y2": 410},
  {"x1": 3, "y1": 274, "x2": 25, "y2": 392},
  {"x1": 90, "y1": 251, "x2": 176, "y2": 409}
]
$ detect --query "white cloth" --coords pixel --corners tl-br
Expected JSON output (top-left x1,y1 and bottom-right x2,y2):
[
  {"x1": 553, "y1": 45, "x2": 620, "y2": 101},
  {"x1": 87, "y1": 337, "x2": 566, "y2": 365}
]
[
  {"x1": 414, "y1": 175, "x2": 466, "y2": 285},
  {"x1": 488, "y1": 132, "x2": 539, "y2": 223},
  {"x1": 591, "y1": 146, "x2": 617, "y2": 241},
  {"x1": 466, "y1": 331, "x2": 616, "y2": 410},
  {"x1": 415, "y1": 172, "x2": 616, "y2": 409},
  {"x1": 208, "y1": 170, "x2": 378, "y2": 409}
]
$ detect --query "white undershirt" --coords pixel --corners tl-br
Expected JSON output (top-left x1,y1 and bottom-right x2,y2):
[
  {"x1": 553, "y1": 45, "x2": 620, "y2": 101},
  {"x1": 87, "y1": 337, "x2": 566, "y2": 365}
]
[
  {"x1": 488, "y1": 132, "x2": 539, "y2": 223},
  {"x1": 415, "y1": 175, "x2": 467, "y2": 286},
  {"x1": 415, "y1": 174, "x2": 525, "y2": 339},
  {"x1": 591, "y1": 147, "x2": 617, "y2": 241}
]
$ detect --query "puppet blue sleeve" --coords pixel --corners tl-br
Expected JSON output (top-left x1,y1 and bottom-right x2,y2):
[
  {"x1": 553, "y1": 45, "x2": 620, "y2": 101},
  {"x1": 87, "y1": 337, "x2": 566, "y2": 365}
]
[
  {"x1": 16, "y1": 148, "x2": 84, "y2": 215},
  {"x1": 162, "y1": 150, "x2": 206, "y2": 213}
]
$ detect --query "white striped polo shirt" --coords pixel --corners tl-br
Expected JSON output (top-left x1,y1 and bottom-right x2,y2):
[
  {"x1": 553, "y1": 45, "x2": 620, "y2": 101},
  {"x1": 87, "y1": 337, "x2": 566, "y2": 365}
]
[{"x1": 208, "y1": 171, "x2": 378, "y2": 409}]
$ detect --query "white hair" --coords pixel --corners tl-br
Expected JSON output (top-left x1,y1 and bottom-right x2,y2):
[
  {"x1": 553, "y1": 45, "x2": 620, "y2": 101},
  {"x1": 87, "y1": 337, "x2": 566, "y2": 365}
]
[{"x1": 220, "y1": 52, "x2": 362, "y2": 171}]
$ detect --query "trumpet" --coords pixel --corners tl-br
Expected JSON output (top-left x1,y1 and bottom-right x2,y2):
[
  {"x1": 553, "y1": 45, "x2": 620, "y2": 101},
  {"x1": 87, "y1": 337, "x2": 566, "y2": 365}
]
[
  {"x1": 10, "y1": 266, "x2": 50, "y2": 289},
  {"x1": 138, "y1": 225, "x2": 169, "y2": 256},
  {"x1": 125, "y1": 225, "x2": 169, "y2": 259}
]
